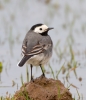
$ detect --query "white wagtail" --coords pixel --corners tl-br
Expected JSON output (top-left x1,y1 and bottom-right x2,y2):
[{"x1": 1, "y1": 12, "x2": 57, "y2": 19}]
[{"x1": 18, "y1": 23, "x2": 54, "y2": 81}]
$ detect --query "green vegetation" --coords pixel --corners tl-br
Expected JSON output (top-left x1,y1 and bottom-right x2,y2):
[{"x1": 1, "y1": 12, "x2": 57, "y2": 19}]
[{"x1": 0, "y1": 62, "x2": 3, "y2": 82}]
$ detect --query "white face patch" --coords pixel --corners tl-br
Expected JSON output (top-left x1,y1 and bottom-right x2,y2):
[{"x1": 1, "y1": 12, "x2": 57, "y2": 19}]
[{"x1": 34, "y1": 25, "x2": 48, "y2": 34}]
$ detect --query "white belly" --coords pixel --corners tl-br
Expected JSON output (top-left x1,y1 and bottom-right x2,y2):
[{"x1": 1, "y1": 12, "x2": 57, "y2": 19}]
[{"x1": 26, "y1": 53, "x2": 51, "y2": 66}]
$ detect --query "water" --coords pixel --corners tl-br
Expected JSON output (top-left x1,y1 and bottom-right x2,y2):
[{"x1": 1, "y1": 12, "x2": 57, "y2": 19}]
[{"x1": 0, "y1": 0, "x2": 86, "y2": 99}]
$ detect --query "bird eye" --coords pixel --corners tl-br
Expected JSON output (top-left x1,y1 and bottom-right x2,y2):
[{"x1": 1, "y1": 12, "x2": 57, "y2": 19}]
[{"x1": 40, "y1": 28, "x2": 42, "y2": 30}]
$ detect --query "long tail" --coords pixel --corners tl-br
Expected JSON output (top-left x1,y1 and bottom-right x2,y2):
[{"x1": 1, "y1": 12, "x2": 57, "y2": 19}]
[{"x1": 18, "y1": 55, "x2": 32, "y2": 67}]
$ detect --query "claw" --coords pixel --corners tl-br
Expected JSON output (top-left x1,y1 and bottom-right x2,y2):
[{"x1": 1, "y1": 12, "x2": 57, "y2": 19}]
[
  {"x1": 31, "y1": 77, "x2": 34, "y2": 82},
  {"x1": 41, "y1": 73, "x2": 45, "y2": 78}
]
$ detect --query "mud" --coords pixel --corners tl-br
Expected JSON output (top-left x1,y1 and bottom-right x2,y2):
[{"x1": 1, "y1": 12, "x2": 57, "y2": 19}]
[{"x1": 14, "y1": 76, "x2": 73, "y2": 100}]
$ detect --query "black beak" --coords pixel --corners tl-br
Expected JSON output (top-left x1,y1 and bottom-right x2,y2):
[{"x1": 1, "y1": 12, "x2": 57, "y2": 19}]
[{"x1": 48, "y1": 27, "x2": 54, "y2": 31}]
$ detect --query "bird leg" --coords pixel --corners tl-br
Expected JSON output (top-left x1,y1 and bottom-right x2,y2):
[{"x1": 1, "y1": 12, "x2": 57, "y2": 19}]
[
  {"x1": 40, "y1": 64, "x2": 45, "y2": 77},
  {"x1": 30, "y1": 64, "x2": 34, "y2": 81}
]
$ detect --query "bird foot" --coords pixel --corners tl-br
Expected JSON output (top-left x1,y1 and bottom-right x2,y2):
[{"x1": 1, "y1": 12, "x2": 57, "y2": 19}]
[
  {"x1": 41, "y1": 73, "x2": 45, "y2": 78},
  {"x1": 31, "y1": 77, "x2": 34, "y2": 82}
]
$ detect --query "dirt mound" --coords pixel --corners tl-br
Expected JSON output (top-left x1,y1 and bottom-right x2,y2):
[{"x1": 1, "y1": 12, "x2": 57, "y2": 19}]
[{"x1": 14, "y1": 76, "x2": 73, "y2": 100}]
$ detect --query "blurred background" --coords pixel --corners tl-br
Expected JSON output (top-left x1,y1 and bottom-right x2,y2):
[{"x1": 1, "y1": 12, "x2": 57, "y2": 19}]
[{"x1": 0, "y1": 0, "x2": 86, "y2": 99}]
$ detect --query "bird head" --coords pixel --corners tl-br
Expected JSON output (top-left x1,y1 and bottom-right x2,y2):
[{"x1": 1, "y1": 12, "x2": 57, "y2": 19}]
[{"x1": 30, "y1": 23, "x2": 54, "y2": 35}]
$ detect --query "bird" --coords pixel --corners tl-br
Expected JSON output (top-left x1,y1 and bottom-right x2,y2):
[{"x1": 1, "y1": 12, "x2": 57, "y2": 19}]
[{"x1": 18, "y1": 23, "x2": 54, "y2": 81}]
